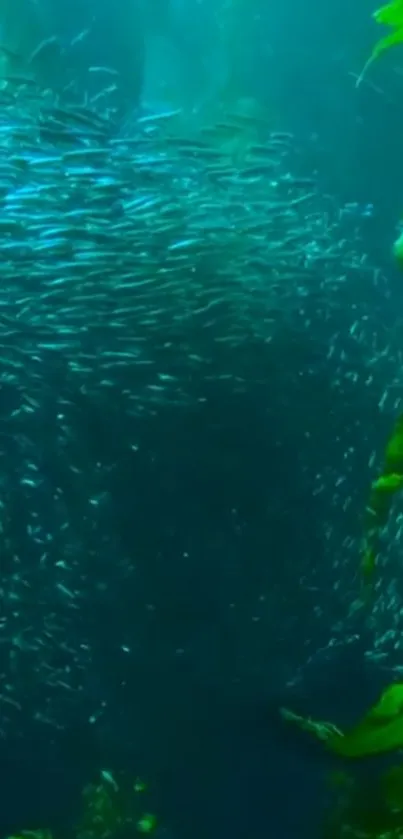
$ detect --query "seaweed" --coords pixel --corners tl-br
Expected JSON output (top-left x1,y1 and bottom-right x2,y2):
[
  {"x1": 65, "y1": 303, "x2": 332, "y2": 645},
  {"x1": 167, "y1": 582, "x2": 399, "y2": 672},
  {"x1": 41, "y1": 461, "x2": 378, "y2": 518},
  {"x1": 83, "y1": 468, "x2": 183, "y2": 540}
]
[
  {"x1": 322, "y1": 768, "x2": 403, "y2": 839},
  {"x1": 361, "y1": 414, "x2": 403, "y2": 585},
  {"x1": 327, "y1": 683, "x2": 403, "y2": 758},
  {"x1": 358, "y1": 1, "x2": 403, "y2": 85},
  {"x1": 281, "y1": 686, "x2": 403, "y2": 836},
  {"x1": 281, "y1": 683, "x2": 403, "y2": 759}
]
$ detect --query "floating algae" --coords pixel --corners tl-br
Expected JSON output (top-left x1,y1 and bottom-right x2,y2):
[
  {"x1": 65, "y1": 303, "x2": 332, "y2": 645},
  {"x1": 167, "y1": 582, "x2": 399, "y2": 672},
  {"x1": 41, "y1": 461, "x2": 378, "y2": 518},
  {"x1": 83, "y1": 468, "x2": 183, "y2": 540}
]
[
  {"x1": 361, "y1": 414, "x2": 403, "y2": 584},
  {"x1": 281, "y1": 682, "x2": 403, "y2": 759}
]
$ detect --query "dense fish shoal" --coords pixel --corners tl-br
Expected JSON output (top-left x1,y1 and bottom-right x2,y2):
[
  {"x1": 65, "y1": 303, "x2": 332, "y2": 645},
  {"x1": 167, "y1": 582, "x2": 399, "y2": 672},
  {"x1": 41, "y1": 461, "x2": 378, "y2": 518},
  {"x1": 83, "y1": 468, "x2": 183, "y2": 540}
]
[{"x1": 0, "y1": 78, "x2": 396, "y2": 739}]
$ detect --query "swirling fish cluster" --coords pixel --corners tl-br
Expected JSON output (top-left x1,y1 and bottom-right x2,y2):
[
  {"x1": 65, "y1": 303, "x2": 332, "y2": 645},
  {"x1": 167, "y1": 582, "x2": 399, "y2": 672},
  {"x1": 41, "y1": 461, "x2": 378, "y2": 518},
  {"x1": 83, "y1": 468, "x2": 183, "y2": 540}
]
[
  {"x1": 0, "y1": 78, "x2": 396, "y2": 737},
  {"x1": 0, "y1": 81, "x2": 373, "y2": 394}
]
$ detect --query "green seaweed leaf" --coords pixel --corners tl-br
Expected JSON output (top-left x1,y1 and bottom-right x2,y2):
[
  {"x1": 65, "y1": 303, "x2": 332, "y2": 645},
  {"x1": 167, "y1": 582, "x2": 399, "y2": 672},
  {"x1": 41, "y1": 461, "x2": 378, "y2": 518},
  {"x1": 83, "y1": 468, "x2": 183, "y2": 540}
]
[
  {"x1": 369, "y1": 683, "x2": 403, "y2": 718},
  {"x1": 375, "y1": 0, "x2": 403, "y2": 26},
  {"x1": 281, "y1": 684, "x2": 403, "y2": 760},
  {"x1": 385, "y1": 415, "x2": 403, "y2": 473},
  {"x1": 358, "y1": 1, "x2": 403, "y2": 85},
  {"x1": 328, "y1": 683, "x2": 403, "y2": 758},
  {"x1": 360, "y1": 414, "x2": 403, "y2": 586},
  {"x1": 372, "y1": 473, "x2": 403, "y2": 492}
]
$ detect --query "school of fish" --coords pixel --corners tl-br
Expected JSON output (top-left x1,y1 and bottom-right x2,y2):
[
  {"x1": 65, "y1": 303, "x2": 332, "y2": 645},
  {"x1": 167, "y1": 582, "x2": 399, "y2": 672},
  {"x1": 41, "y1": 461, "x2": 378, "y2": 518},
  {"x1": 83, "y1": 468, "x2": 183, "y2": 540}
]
[{"x1": 1, "y1": 69, "x2": 402, "y2": 739}]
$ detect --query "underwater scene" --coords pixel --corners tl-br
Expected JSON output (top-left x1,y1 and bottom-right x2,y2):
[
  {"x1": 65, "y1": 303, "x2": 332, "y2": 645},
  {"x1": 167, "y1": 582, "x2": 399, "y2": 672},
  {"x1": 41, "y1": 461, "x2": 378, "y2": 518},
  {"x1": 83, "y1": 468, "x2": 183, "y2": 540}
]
[{"x1": 5, "y1": 0, "x2": 403, "y2": 837}]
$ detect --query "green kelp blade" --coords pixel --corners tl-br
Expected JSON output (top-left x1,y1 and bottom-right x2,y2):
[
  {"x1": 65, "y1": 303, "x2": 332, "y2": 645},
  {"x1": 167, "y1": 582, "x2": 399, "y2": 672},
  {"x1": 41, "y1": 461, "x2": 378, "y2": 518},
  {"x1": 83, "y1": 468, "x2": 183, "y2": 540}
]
[
  {"x1": 328, "y1": 715, "x2": 403, "y2": 757},
  {"x1": 382, "y1": 765, "x2": 403, "y2": 812},
  {"x1": 327, "y1": 684, "x2": 403, "y2": 758},
  {"x1": 374, "y1": 0, "x2": 403, "y2": 26},
  {"x1": 367, "y1": 683, "x2": 403, "y2": 719},
  {"x1": 361, "y1": 542, "x2": 377, "y2": 581},
  {"x1": 372, "y1": 473, "x2": 403, "y2": 492},
  {"x1": 360, "y1": 415, "x2": 403, "y2": 586},
  {"x1": 358, "y1": 28, "x2": 403, "y2": 85},
  {"x1": 385, "y1": 415, "x2": 403, "y2": 473},
  {"x1": 358, "y1": 0, "x2": 403, "y2": 88},
  {"x1": 394, "y1": 230, "x2": 403, "y2": 268}
]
